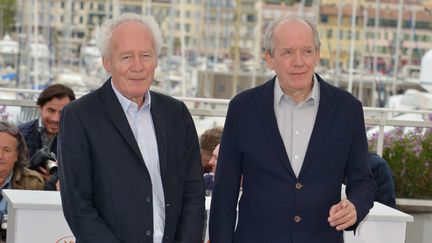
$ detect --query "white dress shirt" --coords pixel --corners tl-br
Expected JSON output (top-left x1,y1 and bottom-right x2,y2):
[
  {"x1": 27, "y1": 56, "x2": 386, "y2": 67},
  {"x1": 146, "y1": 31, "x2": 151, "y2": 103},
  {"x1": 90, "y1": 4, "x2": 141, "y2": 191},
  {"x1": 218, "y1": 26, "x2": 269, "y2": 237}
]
[{"x1": 112, "y1": 83, "x2": 165, "y2": 243}]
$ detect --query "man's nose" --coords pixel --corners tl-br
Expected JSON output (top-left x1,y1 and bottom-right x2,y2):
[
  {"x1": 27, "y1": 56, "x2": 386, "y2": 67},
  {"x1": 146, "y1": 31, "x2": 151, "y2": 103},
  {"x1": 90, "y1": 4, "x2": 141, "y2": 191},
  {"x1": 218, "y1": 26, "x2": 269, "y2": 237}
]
[
  {"x1": 52, "y1": 112, "x2": 61, "y2": 122},
  {"x1": 131, "y1": 57, "x2": 145, "y2": 71},
  {"x1": 293, "y1": 52, "x2": 304, "y2": 66}
]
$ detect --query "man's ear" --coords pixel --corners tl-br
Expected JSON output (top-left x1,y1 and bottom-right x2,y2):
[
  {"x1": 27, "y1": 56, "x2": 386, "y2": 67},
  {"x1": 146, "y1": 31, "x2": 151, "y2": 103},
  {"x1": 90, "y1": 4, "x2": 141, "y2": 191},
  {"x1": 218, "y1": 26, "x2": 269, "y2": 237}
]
[
  {"x1": 102, "y1": 57, "x2": 111, "y2": 73},
  {"x1": 315, "y1": 49, "x2": 320, "y2": 66},
  {"x1": 265, "y1": 51, "x2": 274, "y2": 69}
]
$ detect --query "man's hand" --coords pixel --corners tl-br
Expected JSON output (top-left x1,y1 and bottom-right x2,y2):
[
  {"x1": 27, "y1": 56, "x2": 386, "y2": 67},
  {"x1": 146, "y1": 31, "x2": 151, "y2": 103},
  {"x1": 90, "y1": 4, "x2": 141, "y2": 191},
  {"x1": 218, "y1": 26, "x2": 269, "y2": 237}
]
[
  {"x1": 56, "y1": 180, "x2": 60, "y2": 191},
  {"x1": 328, "y1": 198, "x2": 357, "y2": 231},
  {"x1": 38, "y1": 167, "x2": 51, "y2": 181}
]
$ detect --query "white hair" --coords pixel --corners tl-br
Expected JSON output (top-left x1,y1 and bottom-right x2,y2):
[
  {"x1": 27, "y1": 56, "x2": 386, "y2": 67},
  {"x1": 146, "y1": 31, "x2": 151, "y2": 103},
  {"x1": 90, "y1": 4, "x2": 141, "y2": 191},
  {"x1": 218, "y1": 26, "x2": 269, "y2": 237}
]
[{"x1": 96, "y1": 12, "x2": 163, "y2": 57}]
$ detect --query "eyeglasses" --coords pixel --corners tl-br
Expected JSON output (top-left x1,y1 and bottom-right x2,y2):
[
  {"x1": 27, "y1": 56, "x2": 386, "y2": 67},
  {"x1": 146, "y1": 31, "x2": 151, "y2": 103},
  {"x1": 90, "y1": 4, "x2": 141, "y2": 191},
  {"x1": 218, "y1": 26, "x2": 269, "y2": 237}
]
[{"x1": 0, "y1": 121, "x2": 19, "y2": 136}]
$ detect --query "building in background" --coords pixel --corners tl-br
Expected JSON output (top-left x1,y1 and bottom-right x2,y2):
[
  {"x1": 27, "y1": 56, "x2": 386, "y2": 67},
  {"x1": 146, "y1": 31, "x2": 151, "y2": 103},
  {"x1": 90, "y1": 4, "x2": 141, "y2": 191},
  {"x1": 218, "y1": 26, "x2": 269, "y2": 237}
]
[
  {"x1": 1, "y1": 0, "x2": 432, "y2": 102},
  {"x1": 319, "y1": 0, "x2": 431, "y2": 76}
]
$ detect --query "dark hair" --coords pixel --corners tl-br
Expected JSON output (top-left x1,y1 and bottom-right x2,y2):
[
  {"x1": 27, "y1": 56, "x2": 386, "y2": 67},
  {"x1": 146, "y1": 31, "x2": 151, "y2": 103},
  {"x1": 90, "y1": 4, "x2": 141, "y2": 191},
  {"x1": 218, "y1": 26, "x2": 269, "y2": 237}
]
[
  {"x1": 0, "y1": 121, "x2": 30, "y2": 171},
  {"x1": 200, "y1": 126, "x2": 223, "y2": 153},
  {"x1": 37, "y1": 84, "x2": 76, "y2": 107}
]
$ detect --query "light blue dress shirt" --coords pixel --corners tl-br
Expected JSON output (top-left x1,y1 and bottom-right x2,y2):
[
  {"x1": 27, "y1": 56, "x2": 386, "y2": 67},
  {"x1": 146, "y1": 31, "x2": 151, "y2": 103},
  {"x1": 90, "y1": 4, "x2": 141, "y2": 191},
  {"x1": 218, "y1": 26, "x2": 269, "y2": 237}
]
[
  {"x1": 274, "y1": 75, "x2": 320, "y2": 177},
  {"x1": 0, "y1": 173, "x2": 13, "y2": 218},
  {"x1": 112, "y1": 83, "x2": 165, "y2": 243}
]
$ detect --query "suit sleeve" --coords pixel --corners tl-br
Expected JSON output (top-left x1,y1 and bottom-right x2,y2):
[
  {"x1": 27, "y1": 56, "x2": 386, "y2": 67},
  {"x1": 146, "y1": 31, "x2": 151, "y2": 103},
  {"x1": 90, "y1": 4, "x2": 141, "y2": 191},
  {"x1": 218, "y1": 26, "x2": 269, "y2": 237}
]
[
  {"x1": 175, "y1": 103, "x2": 205, "y2": 243},
  {"x1": 58, "y1": 105, "x2": 120, "y2": 243},
  {"x1": 345, "y1": 102, "x2": 376, "y2": 231},
  {"x1": 209, "y1": 100, "x2": 243, "y2": 243}
]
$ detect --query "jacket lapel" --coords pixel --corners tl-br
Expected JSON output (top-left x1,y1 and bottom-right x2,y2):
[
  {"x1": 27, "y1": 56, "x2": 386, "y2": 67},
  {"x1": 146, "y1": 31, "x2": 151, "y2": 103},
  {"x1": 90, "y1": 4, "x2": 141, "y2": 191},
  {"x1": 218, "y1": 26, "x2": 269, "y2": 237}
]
[
  {"x1": 255, "y1": 78, "x2": 296, "y2": 178},
  {"x1": 149, "y1": 92, "x2": 168, "y2": 178},
  {"x1": 299, "y1": 75, "x2": 337, "y2": 177},
  {"x1": 98, "y1": 79, "x2": 144, "y2": 162}
]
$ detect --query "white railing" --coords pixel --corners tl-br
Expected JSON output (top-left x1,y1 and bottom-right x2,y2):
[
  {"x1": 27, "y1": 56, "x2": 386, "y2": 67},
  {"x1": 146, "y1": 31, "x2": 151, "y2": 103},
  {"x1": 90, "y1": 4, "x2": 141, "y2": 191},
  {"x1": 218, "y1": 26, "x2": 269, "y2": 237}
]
[
  {"x1": 0, "y1": 88, "x2": 431, "y2": 156},
  {"x1": 363, "y1": 107, "x2": 432, "y2": 155}
]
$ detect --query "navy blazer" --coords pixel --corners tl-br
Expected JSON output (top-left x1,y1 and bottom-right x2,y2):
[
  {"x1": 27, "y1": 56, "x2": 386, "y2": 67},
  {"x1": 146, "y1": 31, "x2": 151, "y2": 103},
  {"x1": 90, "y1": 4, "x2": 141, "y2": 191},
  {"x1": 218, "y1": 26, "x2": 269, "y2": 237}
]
[
  {"x1": 209, "y1": 75, "x2": 376, "y2": 243},
  {"x1": 58, "y1": 80, "x2": 205, "y2": 243}
]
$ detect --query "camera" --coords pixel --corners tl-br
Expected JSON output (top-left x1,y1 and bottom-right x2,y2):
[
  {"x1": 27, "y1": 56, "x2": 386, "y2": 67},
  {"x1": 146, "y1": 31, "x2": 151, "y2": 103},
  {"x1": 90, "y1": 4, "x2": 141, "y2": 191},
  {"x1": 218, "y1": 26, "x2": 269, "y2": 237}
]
[
  {"x1": 0, "y1": 214, "x2": 7, "y2": 240},
  {"x1": 30, "y1": 149, "x2": 58, "y2": 175}
]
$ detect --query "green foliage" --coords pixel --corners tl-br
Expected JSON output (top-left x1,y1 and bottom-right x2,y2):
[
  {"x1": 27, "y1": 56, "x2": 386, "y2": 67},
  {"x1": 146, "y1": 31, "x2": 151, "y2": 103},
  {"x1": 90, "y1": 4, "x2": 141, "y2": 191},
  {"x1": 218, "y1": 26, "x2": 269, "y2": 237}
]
[
  {"x1": 0, "y1": 0, "x2": 16, "y2": 34},
  {"x1": 369, "y1": 127, "x2": 432, "y2": 199}
]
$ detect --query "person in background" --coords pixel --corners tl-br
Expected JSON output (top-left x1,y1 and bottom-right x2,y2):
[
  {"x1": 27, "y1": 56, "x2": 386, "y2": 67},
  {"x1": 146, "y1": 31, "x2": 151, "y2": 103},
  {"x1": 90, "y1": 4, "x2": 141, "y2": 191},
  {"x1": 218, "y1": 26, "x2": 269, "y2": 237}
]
[
  {"x1": 58, "y1": 13, "x2": 204, "y2": 243},
  {"x1": 204, "y1": 143, "x2": 219, "y2": 196},
  {"x1": 209, "y1": 16, "x2": 376, "y2": 243},
  {"x1": 200, "y1": 126, "x2": 223, "y2": 173},
  {"x1": 19, "y1": 84, "x2": 75, "y2": 191},
  {"x1": 368, "y1": 152, "x2": 396, "y2": 208},
  {"x1": 0, "y1": 121, "x2": 44, "y2": 240}
]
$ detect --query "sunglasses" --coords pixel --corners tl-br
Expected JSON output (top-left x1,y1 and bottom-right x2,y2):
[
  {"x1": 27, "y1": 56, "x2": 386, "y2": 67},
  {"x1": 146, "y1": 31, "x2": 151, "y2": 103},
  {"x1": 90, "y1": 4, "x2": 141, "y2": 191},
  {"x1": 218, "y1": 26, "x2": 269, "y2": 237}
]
[{"x1": 0, "y1": 121, "x2": 20, "y2": 136}]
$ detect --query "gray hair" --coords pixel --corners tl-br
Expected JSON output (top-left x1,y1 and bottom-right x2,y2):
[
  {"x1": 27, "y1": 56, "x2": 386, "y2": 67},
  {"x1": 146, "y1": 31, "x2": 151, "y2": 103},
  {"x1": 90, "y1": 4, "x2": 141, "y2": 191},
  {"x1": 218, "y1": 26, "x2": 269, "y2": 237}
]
[
  {"x1": 263, "y1": 16, "x2": 321, "y2": 56},
  {"x1": 96, "y1": 13, "x2": 163, "y2": 57}
]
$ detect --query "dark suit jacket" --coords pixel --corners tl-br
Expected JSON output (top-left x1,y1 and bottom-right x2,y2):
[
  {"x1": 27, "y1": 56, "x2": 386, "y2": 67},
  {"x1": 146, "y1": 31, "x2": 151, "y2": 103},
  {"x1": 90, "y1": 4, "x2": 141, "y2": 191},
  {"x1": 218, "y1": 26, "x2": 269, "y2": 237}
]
[
  {"x1": 368, "y1": 152, "x2": 396, "y2": 208},
  {"x1": 58, "y1": 80, "x2": 205, "y2": 243},
  {"x1": 209, "y1": 75, "x2": 376, "y2": 243}
]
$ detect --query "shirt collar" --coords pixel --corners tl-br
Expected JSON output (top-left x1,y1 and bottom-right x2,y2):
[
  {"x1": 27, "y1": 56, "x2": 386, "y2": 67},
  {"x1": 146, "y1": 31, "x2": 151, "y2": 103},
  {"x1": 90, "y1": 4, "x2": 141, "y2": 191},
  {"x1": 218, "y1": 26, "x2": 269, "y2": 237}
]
[
  {"x1": 38, "y1": 118, "x2": 54, "y2": 143},
  {"x1": 38, "y1": 118, "x2": 43, "y2": 129},
  {"x1": 38, "y1": 117, "x2": 46, "y2": 134},
  {"x1": 274, "y1": 74, "x2": 320, "y2": 107},
  {"x1": 1, "y1": 173, "x2": 13, "y2": 188},
  {"x1": 111, "y1": 80, "x2": 152, "y2": 113},
  {"x1": 310, "y1": 75, "x2": 320, "y2": 104}
]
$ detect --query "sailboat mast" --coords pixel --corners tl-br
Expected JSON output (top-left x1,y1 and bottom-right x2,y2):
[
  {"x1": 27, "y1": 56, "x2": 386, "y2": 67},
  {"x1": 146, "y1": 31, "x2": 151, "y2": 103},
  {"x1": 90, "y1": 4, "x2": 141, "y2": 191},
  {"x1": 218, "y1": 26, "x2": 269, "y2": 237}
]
[
  {"x1": 358, "y1": 7, "x2": 368, "y2": 103},
  {"x1": 373, "y1": 0, "x2": 380, "y2": 75},
  {"x1": 33, "y1": 0, "x2": 39, "y2": 89},
  {"x1": 392, "y1": 0, "x2": 404, "y2": 94},
  {"x1": 62, "y1": 0, "x2": 72, "y2": 68},
  {"x1": 335, "y1": 0, "x2": 343, "y2": 87},
  {"x1": 347, "y1": 0, "x2": 358, "y2": 93},
  {"x1": 409, "y1": 7, "x2": 416, "y2": 66},
  {"x1": 112, "y1": 0, "x2": 120, "y2": 19},
  {"x1": 179, "y1": 0, "x2": 186, "y2": 97},
  {"x1": 298, "y1": 0, "x2": 306, "y2": 18}
]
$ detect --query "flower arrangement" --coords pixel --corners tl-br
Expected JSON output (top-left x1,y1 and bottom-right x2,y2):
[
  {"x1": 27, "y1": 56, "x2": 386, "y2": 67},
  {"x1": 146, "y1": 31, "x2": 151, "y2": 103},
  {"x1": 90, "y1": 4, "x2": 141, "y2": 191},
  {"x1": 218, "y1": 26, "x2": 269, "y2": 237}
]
[{"x1": 368, "y1": 126, "x2": 432, "y2": 199}]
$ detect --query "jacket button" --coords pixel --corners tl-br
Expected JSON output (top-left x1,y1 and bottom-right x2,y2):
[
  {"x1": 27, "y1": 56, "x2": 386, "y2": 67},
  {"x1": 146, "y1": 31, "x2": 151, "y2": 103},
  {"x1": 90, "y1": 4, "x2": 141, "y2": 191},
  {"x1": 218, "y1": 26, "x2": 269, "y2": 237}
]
[
  {"x1": 294, "y1": 215, "x2": 302, "y2": 223},
  {"x1": 146, "y1": 196, "x2": 151, "y2": 202},
  {"x1": 146, "y1": 230, "x2": 152, "y2": 236},
  {"x1": 295, "y1": 182, "x2": 303, "y2": 189},
  {"x1": 166, "y1": 203, "x2": 170, "y2": 207}
]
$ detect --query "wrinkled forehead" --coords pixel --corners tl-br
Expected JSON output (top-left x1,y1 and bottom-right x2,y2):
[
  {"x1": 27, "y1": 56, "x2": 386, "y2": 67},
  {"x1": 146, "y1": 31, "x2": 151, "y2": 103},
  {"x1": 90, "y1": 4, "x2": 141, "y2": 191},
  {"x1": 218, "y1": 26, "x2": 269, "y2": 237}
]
[
  {"x1": 110, "y1": 21, "x2": 156, "y2": 52},
  {"x1": 112, "y1": 21, "x2": 154, "y2": 41},
  {"x1": 275, "y1": 19, "x2": 313, "y2": 38},
  {"x1": 273, "y1": 20, "x2": 315, "y2": 47},
  {"x1": 0, "y1": 131, "x2": 19, "y2": 147}
]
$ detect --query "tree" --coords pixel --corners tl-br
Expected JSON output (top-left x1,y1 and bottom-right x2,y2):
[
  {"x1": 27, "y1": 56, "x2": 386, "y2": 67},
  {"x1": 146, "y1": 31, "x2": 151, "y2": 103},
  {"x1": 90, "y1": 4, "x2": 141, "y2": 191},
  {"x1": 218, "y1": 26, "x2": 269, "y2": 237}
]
[{"x1": 0, "y1": 0, "x2": 16, "y2": 36}]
